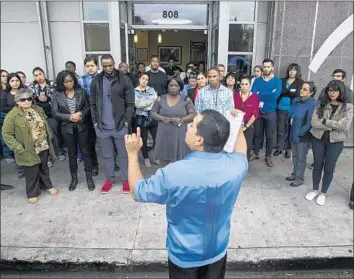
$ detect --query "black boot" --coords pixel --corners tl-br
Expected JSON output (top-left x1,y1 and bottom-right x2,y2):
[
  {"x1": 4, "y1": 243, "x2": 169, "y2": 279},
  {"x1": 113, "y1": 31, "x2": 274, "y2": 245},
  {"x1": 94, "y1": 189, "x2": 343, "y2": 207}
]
[
  {"x1": 92, "y1": 165, "x2": 99, "y2": 176},
  {"x1": 69, "y1": 172, "x2": 78, "y2": 191},
  {"x1": 86, "y1": 172, "x2": 96, "y2": 191}
]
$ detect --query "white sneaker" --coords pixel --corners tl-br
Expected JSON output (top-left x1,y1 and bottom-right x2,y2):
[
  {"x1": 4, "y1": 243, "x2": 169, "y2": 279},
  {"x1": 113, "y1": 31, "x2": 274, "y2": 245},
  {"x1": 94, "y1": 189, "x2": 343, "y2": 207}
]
[
  {"x1": 47, "y1": 161, "x2": 53, "y2": 168},
  {"x1": 144, "y1": 158, "x2": 152, "y2": 168},
  {"x1": 316, "y1": 194, "x2": 326, "y2": 206},
  {"x1": 305, "y1": 190, "x2": 319, "y2": 201},
  {"x1": 59, "y1": 155, "x2": 66, "y2": 161},
  {"x1": 5, "y1": 158, "x2": 15, "y2": 164}
]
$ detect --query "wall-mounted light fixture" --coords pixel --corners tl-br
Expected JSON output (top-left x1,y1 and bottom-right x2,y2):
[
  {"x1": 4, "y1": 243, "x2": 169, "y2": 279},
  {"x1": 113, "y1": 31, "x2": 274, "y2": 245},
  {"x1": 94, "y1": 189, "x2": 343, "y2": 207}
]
[
  {"x1": 134, "y1": 34, "x2": 138, "y2": 43},
  {"x1": 158, "y1": 33, "x2": 162, "y2": 44}
]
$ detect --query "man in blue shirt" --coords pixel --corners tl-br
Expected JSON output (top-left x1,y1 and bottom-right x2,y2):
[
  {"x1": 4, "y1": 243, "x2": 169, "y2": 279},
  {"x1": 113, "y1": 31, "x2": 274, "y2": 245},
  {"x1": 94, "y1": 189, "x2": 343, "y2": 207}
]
[
  {"x1": 125, "y1": 110, "x2": 248, "y2": 279},
  {"x1": 78, "y1": 56, "x2": 99, "y2": 176},
  {"x1": 250, "y1": 58, "x2": 282, "y2": 167}
]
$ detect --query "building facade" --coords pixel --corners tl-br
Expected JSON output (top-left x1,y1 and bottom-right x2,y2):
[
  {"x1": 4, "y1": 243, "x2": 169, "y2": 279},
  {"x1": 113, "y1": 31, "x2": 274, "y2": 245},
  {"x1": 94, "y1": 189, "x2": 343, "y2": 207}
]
[{"x1": 1, "y1": 1, "x2": 353, "y2": 93}]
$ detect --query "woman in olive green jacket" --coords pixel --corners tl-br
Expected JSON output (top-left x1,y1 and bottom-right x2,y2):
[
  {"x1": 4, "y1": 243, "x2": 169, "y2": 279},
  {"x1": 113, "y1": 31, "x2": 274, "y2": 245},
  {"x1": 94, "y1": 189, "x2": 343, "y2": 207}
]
[{"x1": 2, "y1": 88, "x2": 58, "y2": 204}]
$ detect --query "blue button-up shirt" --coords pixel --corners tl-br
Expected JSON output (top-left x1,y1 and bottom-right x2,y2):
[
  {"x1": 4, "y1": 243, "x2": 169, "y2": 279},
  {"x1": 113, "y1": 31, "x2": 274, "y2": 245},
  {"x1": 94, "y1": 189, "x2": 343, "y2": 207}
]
[
  {"x1": 78, "y1": 73, "x2": 97, "y2": 96},
  {"x1": 134, "y1": 151, "x2": 248, "y2": 268},
  {"x1": 195, "y1": 84, "x2": 234, "y2": 117}
]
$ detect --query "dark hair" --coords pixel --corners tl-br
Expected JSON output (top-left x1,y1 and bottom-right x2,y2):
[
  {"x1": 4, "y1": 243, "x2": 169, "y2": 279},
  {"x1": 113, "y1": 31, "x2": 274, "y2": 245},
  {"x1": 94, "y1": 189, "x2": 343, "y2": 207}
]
[
  {"x1": 262, "y1": 58, "x2": 274, "y2": 66},
  {"x1": 101, "y1": 54, "x2": 114, "y2": 62},
  {"x1": 166, "y1": 77, "x2": 184, "y2": 92},
  {"x1": 150, "y1": 54, "x2": 159, "y2": 61},
  {"x1": 185, "y1": 61, "x2": 196, "y2": 72},
  {"x1": 302, "y1": 81, "x2": 317, "y2": 97},
  {"x1": 168, "y1": 57, "x2": 175, "y2": 62},
  {"x1": 84, "y1": 56, "x2": 98, "y2": 66},
  {"x1": 137, "y1": 62, "x2": 145, "y2": 68},
  {"x1": 208, "y1": 67, "x2": 220, "y2": 74},
  {"x1": 286, "y1": 63, "x2": 302, "y2": 79},
  {"x1": 0, "y1": 69, "x2": 9, "y2": 76},
  {"x1": 65, "y1": 61, "x2": 76, "y2": 68},
  {"x1": 16, "y1": 71, "x2": 26, "y2": 78},
  {"x1": 5, "y1": 73, "x2": 24, "y2": 92},
  {"x1": 253, "y1": 65, "x2": 263, "y2": 72},
  {"x1": 225, "y1": 72, "x2": 237, "y2": 88},
  {"x1": 197, "y1": 61, "x2": 206, "y2": 73},
  {"x1": 0, "y1": 69, "x2": 9, "y2": 90},
  {"x1": 56, "y1": 70, "x2": 78, "y2": 92},
  {"x1": 317, "y1": 80, "x2": 346, "y2": 118},
  {"x1": 240, "y1": 75, "x2": 252, "y2": 84},
  {"x1": 139, "y1": 73, "x2": 149, "y2": 81},
  {"x1": 332, "y1": 69, "x2": 346, "y2": 79},
  {"x1": 197, "y1": 72, "x2": 207, "y2": 78},
  {"x1": 32, "y1": 67, "x2": 45, "y2": 75},
  {"x1": 197, "y1": 109, "x2": 230, "y2": 153}
]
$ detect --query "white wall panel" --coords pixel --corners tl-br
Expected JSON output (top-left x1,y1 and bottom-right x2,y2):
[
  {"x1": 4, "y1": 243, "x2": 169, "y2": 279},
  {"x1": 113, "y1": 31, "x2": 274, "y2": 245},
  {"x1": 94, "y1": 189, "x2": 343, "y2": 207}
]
[
  {"x1": 47, "y1": 1, "x2": 81, "y2": 22},
  {"x1": 49, "y1": 22, "x2": 84, "y2": 76},
  {"x1": 1, "y1": 23, "x2": 45, "y2": 79},
  {"x1": 1, "y1": 2, "x2": 37, "y2": 22}
]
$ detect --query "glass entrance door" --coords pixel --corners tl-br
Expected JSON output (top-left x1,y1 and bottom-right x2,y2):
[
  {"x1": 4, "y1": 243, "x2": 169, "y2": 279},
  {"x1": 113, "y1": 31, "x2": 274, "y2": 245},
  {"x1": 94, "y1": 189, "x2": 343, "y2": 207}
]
[{"x1": 120, "y1": 23, "x2": 136, "y2": 71}]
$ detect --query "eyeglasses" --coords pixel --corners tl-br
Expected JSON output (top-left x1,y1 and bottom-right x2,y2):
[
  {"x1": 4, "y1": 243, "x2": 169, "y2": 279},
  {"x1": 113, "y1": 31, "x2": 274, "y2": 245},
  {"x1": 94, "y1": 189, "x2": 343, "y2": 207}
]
[{"x1": 18, "y1": 97, "x2": 33, "y2": 102}]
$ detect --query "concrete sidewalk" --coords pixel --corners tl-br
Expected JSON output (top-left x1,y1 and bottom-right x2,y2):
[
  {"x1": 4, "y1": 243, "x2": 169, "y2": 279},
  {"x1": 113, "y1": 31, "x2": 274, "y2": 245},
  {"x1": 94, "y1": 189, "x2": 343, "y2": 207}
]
[{"x1": 1, "y1": 148, "x2": 353, "y2": 270}]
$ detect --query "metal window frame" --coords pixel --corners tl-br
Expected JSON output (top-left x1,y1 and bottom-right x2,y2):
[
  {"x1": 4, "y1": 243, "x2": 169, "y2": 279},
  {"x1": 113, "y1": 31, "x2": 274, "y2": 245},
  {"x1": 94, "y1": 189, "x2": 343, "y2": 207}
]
[
  {"x1": 80, "y1": 1, "x2": 111, "y2": 59},
  {"x1": 226, "y1": 1, "x2": 258, "y2": 72}
]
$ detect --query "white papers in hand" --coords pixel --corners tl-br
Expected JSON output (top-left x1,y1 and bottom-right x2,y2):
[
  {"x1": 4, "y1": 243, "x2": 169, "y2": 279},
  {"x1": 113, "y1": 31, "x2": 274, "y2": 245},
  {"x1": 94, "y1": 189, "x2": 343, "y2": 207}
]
[{"x1": 223, "y1": 111, "x2": 244, "y2": 153}]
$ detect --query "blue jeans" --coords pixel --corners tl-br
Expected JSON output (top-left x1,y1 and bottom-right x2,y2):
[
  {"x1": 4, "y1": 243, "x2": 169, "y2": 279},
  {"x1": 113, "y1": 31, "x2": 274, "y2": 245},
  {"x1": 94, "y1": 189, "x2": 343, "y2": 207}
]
[
  {"x1": 312, "y1": 137, "x2": 343, "y2": 193},
  {"x1": 291, "y1": 142, "x2": 310, "y2": 182}
]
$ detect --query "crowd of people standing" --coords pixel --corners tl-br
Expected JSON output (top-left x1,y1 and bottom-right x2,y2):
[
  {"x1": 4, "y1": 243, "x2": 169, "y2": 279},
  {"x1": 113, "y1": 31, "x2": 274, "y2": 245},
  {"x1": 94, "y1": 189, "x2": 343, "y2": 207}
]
[{"x1": 0, "y1": 55, "x2": 353, "y2": 209}]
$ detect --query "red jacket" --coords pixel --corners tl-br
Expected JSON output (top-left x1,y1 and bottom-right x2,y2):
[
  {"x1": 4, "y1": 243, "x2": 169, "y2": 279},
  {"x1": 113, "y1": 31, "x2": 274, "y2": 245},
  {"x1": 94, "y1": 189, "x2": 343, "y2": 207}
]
[{"x1": 233, "y1": 92, "x2": 260, "y2": 123}]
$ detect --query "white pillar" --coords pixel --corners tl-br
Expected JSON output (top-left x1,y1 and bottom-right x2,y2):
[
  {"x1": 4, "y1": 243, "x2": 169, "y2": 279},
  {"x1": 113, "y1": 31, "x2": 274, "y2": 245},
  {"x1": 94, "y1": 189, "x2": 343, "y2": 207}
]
[
  {"x1": 217, "y1": 1, "x2": 229, "y2": 67},
  {"x1": 109, "y1": 1, "x2": 121, "y2": 63}
]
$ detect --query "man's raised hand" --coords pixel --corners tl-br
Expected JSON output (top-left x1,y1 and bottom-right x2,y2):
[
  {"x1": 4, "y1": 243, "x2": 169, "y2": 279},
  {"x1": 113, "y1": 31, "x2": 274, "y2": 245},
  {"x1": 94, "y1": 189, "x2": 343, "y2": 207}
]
[{"x1": 125, "y1": 127, "x2": 143, "y2": 154}]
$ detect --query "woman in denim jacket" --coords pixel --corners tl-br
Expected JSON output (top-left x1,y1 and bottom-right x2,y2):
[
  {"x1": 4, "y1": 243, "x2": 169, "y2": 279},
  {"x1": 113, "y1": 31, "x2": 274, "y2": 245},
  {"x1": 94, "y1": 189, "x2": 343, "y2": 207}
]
[
  {"x1": 135, "y1": 73, "x2": 158, "y2": 168},
  {"x1": 286, "y1": 81, "x2": 316, "y2": 187}
]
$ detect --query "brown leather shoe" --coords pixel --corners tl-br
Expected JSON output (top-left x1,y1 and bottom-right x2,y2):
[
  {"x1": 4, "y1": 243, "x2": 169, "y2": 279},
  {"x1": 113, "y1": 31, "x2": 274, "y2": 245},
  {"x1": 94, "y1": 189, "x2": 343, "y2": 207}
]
[{"x1": 265, "y1": 156, "x2": 273, "y2": 167}]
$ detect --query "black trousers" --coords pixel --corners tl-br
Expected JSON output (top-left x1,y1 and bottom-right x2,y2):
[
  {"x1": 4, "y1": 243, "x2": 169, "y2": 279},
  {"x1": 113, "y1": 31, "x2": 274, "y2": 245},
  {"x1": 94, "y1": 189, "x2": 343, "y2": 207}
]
[
  {"x1": 276, "y1": 109, "x2": 291, "y2": 151},
  {"x1": 312, "y1": 137, "x2": 343, "y2": 193},
  {"x1": 244, "y1": 125, "x2": 255, "y2": 159},
  {"x1": 139, "y1": 121, "x2": 158, "y2": 159},
  {"x1": 23, "y1": 150, "x2": 53, "y2": 198},
  {"x1": 47, "y1": 117, "x2": 65, "y2": 157},
  {"x1": 87, "y1": 121, "x2": 98, "y2": 168},
  {"x1": 168, "y1": 254, "x2": 227, "y2": 279},
  {"x1": 350, "y1": 181, "x2": 354, "y2": 202},
  {"x1": 254, "y1": 111, "x2": 277, "y2": 157},
  {"x1": 62, "y1": 126, "x2": 92, "y2": 173}
]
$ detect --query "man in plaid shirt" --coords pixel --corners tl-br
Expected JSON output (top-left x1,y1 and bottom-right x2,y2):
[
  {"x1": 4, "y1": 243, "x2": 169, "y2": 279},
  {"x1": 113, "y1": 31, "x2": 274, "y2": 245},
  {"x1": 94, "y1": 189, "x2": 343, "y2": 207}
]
[{"x1": 195, "y1": 67, "x2": 235, "y2": 118}]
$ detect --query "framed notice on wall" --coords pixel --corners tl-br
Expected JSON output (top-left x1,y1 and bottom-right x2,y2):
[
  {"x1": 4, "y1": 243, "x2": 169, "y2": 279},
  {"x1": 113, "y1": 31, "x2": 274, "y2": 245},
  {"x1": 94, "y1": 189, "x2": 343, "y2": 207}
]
[
  {"x1": 136, "y1": 48, "x2": 148, "y2": 61},
  {"x1": 158, "y1": 46, "x2": 182, "y2": 65}
]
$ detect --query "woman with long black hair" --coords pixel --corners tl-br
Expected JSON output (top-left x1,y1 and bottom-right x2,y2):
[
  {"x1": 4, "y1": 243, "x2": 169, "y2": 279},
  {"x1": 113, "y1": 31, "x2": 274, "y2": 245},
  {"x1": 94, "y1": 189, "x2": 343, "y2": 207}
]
[
  {"x1": 306, "y1": 80, "x2": 353, "y2": 206},
  {"x1": 52, "y1": 70, "x2": 95, "y2": 191},
  {"x1": 274, "y1": 63, "x2": 303, "y2": 159},
  {"x1": 0, "y1": 73, "x2": 25, "y2": 177}
]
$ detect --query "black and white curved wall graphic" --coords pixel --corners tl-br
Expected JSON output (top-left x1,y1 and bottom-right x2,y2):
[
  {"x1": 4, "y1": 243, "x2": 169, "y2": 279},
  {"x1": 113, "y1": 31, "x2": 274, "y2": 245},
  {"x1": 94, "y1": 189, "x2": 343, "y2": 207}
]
[{"x1": 309, "y1": 14, "x2": 353, "y2": 91}]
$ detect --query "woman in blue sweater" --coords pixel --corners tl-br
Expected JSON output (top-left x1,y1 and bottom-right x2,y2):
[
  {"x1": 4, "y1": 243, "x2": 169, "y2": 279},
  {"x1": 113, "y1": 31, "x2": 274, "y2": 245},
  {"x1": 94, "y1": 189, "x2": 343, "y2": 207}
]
[
  {"x1": 286, "y1": 81, "x2": 316, "y2": 187},
  {"x1": 274, "y1": 63, "x2": 303, "y2": 159}
]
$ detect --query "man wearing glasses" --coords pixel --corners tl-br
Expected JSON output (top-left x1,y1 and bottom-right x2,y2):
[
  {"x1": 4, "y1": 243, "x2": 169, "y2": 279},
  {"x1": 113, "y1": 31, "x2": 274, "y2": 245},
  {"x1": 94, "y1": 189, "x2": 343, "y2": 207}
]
[
  {"x1": 319, "y1": 69, "x2": 352, "y2": 103},
  {"x1": 90, "y1": 54, "x2": 135, "y2": 194}
]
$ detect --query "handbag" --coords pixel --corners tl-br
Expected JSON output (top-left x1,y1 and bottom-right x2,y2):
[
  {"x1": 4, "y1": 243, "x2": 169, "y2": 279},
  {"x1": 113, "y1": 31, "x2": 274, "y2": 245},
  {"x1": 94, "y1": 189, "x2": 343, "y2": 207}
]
[{"x1": 136, "y1": 112, "x2": 152, "y2": 128}]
